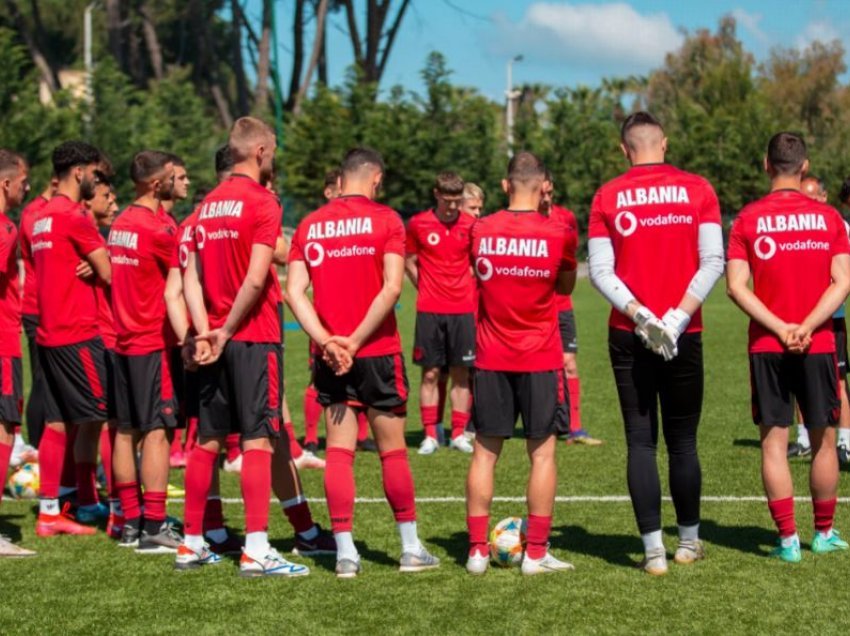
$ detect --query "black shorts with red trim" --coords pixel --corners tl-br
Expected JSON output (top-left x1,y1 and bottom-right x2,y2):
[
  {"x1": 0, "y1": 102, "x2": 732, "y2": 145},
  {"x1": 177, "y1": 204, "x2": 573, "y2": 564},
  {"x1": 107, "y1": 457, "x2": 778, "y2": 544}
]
[
  {"x1": 114, "y1": 350, "x2": 179, "y2": 432},
  {"x1": 196, "y1": 341, "x2": 281, "y2": 441},
  {"x1": 313, "y1": 353, "x2": 409, "y2": 414},
  {"x1": 413, "y1": 312, "x2": 476, "y2": 368},
  {"x1": 39, "y1": 337, "x2": 109, "y2": 425},
  {"x1": 749, "y1": 352, "x2": 840, "y2": 428},
  {"x1": 0, "y1": 357, "x2": 23, "y2": 425},
  {"x1": 472, "y1": 368, "x2": 569, "y2": 439},
  {"x1": 558, "y1": 310, "x2": 578, "y2": 354},
  {"x1": 103, "y1": 348, "x2": 118, "y2": 420},
  {"x1": 834, "y1": 318, "x2": 848, "y2": 378}
]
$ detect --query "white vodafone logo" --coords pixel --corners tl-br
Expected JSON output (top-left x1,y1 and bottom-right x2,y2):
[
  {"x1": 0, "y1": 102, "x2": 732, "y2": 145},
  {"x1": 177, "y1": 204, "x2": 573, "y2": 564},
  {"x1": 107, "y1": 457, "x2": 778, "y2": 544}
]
[
  {"x1": 305, "y1": 242, "x2": 325, "y2": 267},
  {"x1": 754, "y1": 236, "x2": 777, "y2": 260},
  {"x1": 178, "y1": 244, "x2": 189, "y2": 269},
  {"x1": 475, "y1": 257, "x2": 493, "y2": 281},
  {"x1": 194, "y1": 225, "x2": 206, "y2": 249},
  {"x1": 427, "y1": 232, "x2": 440, "y2": 246},
  {"x1": 614, "y1": 211, "x2": 638, "y2": 237}
]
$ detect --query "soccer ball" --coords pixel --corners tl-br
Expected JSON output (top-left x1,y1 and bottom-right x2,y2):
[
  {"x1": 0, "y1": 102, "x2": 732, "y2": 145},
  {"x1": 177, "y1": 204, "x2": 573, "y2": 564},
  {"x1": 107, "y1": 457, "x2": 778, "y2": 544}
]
[
  {"x1": 7, "y1": 462, "x2": 39, "y2": 499},
  {"x1": 489, "y1": 516, "x2": 527, "y2": 567}
]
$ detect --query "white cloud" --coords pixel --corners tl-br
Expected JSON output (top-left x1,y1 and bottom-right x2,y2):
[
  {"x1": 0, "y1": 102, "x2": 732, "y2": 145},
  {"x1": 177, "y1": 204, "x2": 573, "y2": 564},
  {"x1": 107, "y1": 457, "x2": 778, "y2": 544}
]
[
  {"x1": 487, "y1": 2, "x2": 684, "y2": 75},
  {"x1": 731, "y1": 8, "x2": 769, "y2": 47},
  {"x1": 795, "y1": 20, "x2": 840, "y2": 49}
]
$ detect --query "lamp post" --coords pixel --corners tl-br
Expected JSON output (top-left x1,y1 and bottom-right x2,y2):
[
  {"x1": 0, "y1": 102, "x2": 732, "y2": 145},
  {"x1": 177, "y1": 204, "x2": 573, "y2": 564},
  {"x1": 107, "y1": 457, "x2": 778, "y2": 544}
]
[
  {"x1": 83, "y1": 1, "x2": 99, "y2": 134},
  {"x1": 505, "y1": 54, "x2": 523, "y2": 158}
]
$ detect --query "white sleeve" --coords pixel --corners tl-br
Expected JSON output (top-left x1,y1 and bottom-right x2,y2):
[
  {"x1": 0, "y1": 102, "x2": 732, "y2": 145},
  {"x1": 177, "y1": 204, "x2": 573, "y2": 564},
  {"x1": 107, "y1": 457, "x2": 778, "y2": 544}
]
[
  {"x1": 588, "y1": 237, "x2": 637, "y2": 314},
  {"x1": 684, "y1": 223, "x2": 725, "y2": 303}
]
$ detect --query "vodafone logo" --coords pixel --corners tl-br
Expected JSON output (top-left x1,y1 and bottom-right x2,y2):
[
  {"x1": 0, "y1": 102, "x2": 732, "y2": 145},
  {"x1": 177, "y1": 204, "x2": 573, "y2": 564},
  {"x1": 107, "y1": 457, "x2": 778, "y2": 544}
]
[
  {"x1": 427, "y1": 232, "x2": 440, "y2": 246},
  {"x1": 754, "y1": 236, "x2": 776, "y2": 260},
  {"x1": 194, "y1": 225, "x2": 206, "y2": 249},
  {"x1": 178, "y1": 244, "x2": 189, "y2": 269},
  {"x1": 305, "y1": 242, "x2": 325, "y2": 267},
  {"x1": 475, "y1": 257, "x2": 493, "y2": 281},
  {"x1": 614, "y1": 211, "x2": 637, "y2": 237}
]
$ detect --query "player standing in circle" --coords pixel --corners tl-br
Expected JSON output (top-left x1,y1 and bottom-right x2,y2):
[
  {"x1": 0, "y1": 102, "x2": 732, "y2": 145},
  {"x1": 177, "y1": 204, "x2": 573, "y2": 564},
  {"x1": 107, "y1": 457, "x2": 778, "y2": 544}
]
[
  {"x1": 180, "y1": 118, "x2": 308, "y2": 577},
  {"x1": 406, "y1": 172, "x2": 476, "y2": 455},
  {"x1": 0, "y1": 149, "x2": 36, "y2": 557},
  {"x1": 587, "y1": 112, "x2": 725, "y2": 575},
  {"x1": 465, "y1": 151, "x2": 577, "y2": 576},
  {"x1": 727, "y1": 132, "x2": 850, "y2": 562},
  {"x1": 33, "y1": 141, "x2": 112, "y2": 537},
  {"x1": 836, "y1": 179, "x2": 850, "y2": 465},
  {"x1": 287, "y1": 147, "x2": 440, "y2": 578}
]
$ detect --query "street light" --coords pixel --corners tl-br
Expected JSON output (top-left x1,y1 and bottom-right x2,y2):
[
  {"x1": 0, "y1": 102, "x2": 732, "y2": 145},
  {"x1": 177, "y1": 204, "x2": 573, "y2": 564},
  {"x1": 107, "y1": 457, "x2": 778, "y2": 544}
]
[
  {"x1": 83, "y1": 1, "x2": 100, "y2": 133},
  {"x1": 505, "y1": 54, "x2": 523, "y2": 158}
]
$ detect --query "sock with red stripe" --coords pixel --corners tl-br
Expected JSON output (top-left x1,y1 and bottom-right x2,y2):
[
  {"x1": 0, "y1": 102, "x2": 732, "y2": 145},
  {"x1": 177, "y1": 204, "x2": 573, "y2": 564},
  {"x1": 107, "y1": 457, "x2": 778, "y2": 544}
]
[
  {"x1": 450, "y1": 410, "x2": 469, "y2": 440},
  {"x1": 567, "y1": 377, "x2": 582, "y2": 433},
  {"x1": 357, "y1": 410, "x2": 369, "y2": 443},
  {"x1": 183, "y1": 447, "x2": 217, "y2": 536},
  {"x1": 116, "y1": 481, "x2": 141, "y2": 523},
  {"x1": 421, "y1": 405, "x2": 438, "y2": 441},
  {"x1": 814, "y1": 497, "x2": 837, "y2": 536},
  {"x1": 184, "y1": 417, "x2": 198, "y2": 454},
  {"x1": 99, "y1": 426, "x2": 116, "y2": 499},
  {"x1": 75, "y1": 462, "x2": 99, "y2": 507},
  {"x1": 283, "y1": 421, "x2": 303, "y2": 460},
  {"x1": 143, "y1": 490, "x2": 167, "y2": 534},
  {"x1": 768, "y1": 497, "x2": 796, "y2": 538},
  {"x1": 60, "y1": 426, "x2": 77, "y2": 492},
  {"x1": 225, "y1": 433, "x2": 241, "y2": 463},
  {"x1": 467, "y1": 515, "x2": 489, "y2": 557},
  {"x1": 282, "y1": 495, "x2": 316, "y2": 537},
  {"x1": 324, "y1": 447, "x2": 356, "y2": 533},
  {"x1": 525, "y1": 514, "x2": 552, "y2": 560},
  {"x1": 303, "y1": 385, "x2": 322, "y2": 446},
  {"x1": 380, "y1": 449, "x2": 417, "y2": 523},
  {"x1": 0, "y1": 441, "x2": 11, "y2": 504},
  {"x1": 241, "y1": 449, "x2": 272, "y2": 533},
  {"x1": 38, "y1": 427, "x2": 66, "y2": 501}
]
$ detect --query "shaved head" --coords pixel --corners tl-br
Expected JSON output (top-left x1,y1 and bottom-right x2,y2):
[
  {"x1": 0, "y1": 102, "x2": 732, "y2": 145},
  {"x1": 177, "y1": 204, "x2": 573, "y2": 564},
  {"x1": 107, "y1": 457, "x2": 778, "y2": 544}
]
[
  {"x1": 621, "y1": 111, "x2": 665, "y2": 153},
  {"x1": 229, "y1": 117, "x2": 276, "y2": 163},
  {"x1": 507, "y1": 151, "x2": 546, "y2": 190}
]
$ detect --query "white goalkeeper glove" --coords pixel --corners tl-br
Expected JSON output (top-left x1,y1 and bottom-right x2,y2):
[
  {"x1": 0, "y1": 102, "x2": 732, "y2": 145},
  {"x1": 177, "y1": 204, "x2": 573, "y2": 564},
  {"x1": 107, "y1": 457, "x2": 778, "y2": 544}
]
[
  {"x1": 632, "y1": 306, "x2": 670, "y2": 359},
  {"x1": 655, "y1": 307, "x2": 691, "y2": 362}
]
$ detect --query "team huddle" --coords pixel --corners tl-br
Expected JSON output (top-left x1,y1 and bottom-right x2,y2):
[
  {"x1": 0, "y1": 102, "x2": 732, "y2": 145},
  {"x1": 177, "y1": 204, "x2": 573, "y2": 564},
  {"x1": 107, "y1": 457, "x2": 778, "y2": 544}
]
[{"x1": 0, "y1": 111, "x2": 847, "y2": 577}]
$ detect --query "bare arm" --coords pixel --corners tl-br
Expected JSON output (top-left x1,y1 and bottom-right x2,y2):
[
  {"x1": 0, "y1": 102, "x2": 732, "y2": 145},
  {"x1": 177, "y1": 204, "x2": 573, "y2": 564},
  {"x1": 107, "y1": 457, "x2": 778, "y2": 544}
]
[
  {"x1": 182, "y1": 251, "x2": 209, "y2": 334},
  {"x1": 285, "y1": 260, "x2": 333, "y2": 346},
  {"x1": 86, "y1": 247, "x2": 111, "y2": 286},
  {"x1": 404, "y1": 254, "x2": 418, "y2": 288},
  {"x1": 726, "y1": 258, "x2": 797, "y2": 347},
  {"x1": 798, "y1": 254, "x2": 850, "y2": 338},
  {"x1": 273, "y1": 234, "x2": 289, "y2": 266},
  {"x1": 220, "y1": 244, "x2": 274, "y2": 339},
  {"x1": 164, "y1": 267, "x2": 190, "y2": 343}
]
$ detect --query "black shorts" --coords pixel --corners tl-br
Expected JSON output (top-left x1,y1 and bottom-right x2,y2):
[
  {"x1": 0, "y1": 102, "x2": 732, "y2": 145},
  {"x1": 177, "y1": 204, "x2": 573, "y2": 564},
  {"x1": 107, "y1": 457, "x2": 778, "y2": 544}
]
[
  {"x1": 0, "y1": 357, "x2": 23, "y2": 425},
  {"x1": 39, "y1": 337, "x2": 109, "y2": 425},
  {"x1": 313, "y1": 353, "x2": 408, "y2": 414},
  {"x1": 184, "y1": 367, "x2": 200, "y2": 420},
  {"x1": 834, "y1": 318, "x2": 848, "y2": 378},
  {"x1": 103, "y1": 348, "x2": 118, "y2": 420},
  {"x1": 168, "y1": 346, "x2": 187, "y2": 427},
  {"x1": 471, "y1": 369, "x2": 569, "y2": 439},
  {"x1": 558, "y1": 310, "x2": 578, "y2": 354},
  {"x1": 413, "y1": 312, "x2": 476, "y2": 368},
  {"x1": 196, "y1": 341, "x2": 282, "y2": 441},
  {"x1": 749, "y1": 353, "x2": 840, "y2": 428},
  {"x1": 114, "y1": 350, "x2": 179, "y2": 432}
]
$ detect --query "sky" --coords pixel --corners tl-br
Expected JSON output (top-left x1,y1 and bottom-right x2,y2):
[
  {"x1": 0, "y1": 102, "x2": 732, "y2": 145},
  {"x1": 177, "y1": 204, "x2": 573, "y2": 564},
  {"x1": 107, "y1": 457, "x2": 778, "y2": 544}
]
[{"x1": 245, "y1": 0, "x2": 850, "y2": 101}]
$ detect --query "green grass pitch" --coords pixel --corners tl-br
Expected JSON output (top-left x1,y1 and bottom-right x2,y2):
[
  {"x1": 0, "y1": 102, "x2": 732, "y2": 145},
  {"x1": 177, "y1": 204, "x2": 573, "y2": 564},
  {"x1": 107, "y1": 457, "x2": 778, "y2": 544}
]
[{"x1": 2, "y1": 279, "x2": 850, "y2": 635}]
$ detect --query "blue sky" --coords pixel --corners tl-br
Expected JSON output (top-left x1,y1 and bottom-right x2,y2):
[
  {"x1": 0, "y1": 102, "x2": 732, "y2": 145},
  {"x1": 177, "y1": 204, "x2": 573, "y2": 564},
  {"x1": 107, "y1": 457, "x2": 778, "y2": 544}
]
[{"x1": 245, "y1": 1, "x2": 850, "y2": 101}]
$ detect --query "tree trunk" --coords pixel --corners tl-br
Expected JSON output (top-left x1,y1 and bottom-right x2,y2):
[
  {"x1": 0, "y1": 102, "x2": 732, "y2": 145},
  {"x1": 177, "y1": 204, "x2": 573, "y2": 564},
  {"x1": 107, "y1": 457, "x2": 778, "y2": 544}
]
[
  {"x1": 293, "y1": 0, "x2": 329, "y2": 116},
  {"x1": 106, "y1": 0, "x2": 125, "y2": 70},
  {"x1": 376, "y1": 0, "x2": 410, "y2": 82},
  {"x1": 254, "y1": 0, "x2": 272, "y2": 110},
  {"x1": 286, "y1": 0, "x2": 306, "y2": 110},
  {"x1": 138, "y1": 0, "x2": 164, "y2": 80},
  {"x1": 188, "y1": 0, "x2": 234, "y2": 127},
  {"x1": 4, "y1": 0, "x2": 60, "y2": 94},
  {"x1": 230, "y1": 0, "x2": 249, "y2": 115}
]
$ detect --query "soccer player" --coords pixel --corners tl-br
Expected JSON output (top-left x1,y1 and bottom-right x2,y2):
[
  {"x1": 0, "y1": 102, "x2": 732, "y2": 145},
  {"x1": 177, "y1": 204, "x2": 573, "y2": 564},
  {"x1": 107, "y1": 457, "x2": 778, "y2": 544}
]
[
  {"x1": 406, "y1": 172, "x2": 476, "y2": 455},
  {"x1": 837, "y1": 178, "x2": 850, "y2": 464},
  {"x1": 287, "y1": 147, "x2": 440, "y2": 578},
  {"x1": 464, "y1": 152, "x2": 577, "y2": 576},
  {"x1": 33, "y1": 141, "x2": 111, "y2": 537},
  {"x1": 587, "y1": 112, "x2": 724, "y2": 575},
  {"x1": 461, "y1": 182, "x2": 484, "y2": 218},
  {"x1": 0, "y1": 149, "x2": 36, "y2": 557},
  {"x1": 179, "y1": 117, "x2": 308, "y2": 576},
  {"x1": 109, "y1": 150, "x2": 184, "y2": 553},
  {"x1": 728, "y1": 133, "x2": 850, "y2": 561},
  {"x1": 541, "y1": 173, "x2": 602, "y2": 447}
]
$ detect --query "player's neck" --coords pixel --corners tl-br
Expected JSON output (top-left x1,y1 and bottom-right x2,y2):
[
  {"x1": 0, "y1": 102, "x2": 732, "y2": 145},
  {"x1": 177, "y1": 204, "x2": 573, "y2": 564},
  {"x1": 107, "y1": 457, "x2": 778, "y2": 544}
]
[
  {"x1": 161, "y1": 199, "x2": 175, "y2": 213},
  {"x1": 770, "y1": 176, "x2": 802, "y2": 193},
  {"x1": 55, "y1": 181, "x2": 81, "y2": 203},
  {"x1": 629, "y1": 155, "x2": 665, "y2": 167},
  {"x1": 340, "y1": 183, "x2": 374, "y2": 199},
  {"x1": 507, "y1": 193, "x2": 541, "y2": 211},
  {"x1": 230, "y1": 161, "x2": 261, "y2": 183},
  {"x1": 435, "y1": 209, "x2": 459, "y2": 224},
  {"x1": 0, "y1": 196, "x2": 9, "y2": 216},
  {"x1": 133, "y1": 192, "x2": 161, "y2": 212}
]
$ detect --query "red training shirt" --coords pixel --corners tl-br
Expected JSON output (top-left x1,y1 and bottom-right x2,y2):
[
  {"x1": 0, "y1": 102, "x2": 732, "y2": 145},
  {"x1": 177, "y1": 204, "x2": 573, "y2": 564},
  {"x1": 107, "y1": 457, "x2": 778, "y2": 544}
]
[
  {"x1": 289, "y1": 194, "x2": 405, "y2": 358},
  {"x1": 588, "y1": 163, "x2": 721, "y2": 332},
  {"x1": 19, "y1": 196, "x2": 48, "y2": 317},
  {"x1": 405, "y1": 209, "x2": 475, "y2": 314},
  {"x1": 472, "y1": 210, "x2": 577, "y2": 372},
  {"x1": 727, "y1": 189, "x2": 850, "y2": 354},
  {"x1": 0, "y1": 213, "x2": 21, "y2": 357},
  {"x1": 550, "y1": 205, "x2": 578, "y2": 312}
]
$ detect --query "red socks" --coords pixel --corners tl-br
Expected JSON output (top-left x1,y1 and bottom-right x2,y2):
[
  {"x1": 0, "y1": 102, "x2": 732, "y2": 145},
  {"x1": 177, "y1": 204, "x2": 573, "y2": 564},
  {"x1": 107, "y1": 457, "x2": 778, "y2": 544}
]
[
  {"x1": 567, "y1": 377, "x2": 581, "y2": 433},
  {"x1": 116, "y1": 481, "x2": 141, "y2": 522},
  {"x1": 283, "y1": 421, "x2": 303, "y2": 460},
  {"x1": 421, "y1": 405, "x2": 438, "y2": 440},
  {"x1": 467, "y1": 515, "x2": 489, "y2": 556},
  {"x1": 303, "y1": 385, "x2": 322, "y2": 446},
  {"x1": 241, "y1": 449, "x2": 272, "y2": 534},
  {"x1": 144, "y1": 490, "x2": 167, "y2": 523},
  {"x1": 768, "y1": 497, "x2": 796, "y2": 538},
  {"x1": 0, "y1": 441, "x2": 11, "y2": 504},
  {"x1": 184, "y1": 417, "x2": 198, "y2": 454},
  {"x1": 450, "y1": 410, "x2": 469, "y2": 440},
  {"x1": 203, "y1": 497, "x2": 225, "y2": 532},
  {"x1": 75, "y1": 462, "x2": 99, "y2": 507},
  {"x1": 38, "y1": 427, "x2": 66, "y2": 499},
  {"x1": 379, "y1": 449, "x2": 416, "y2": 523},
  {"x1": 357, "y1": 410, "x2": 369, "y2": 443},
  {"x1": 325, "y1": 447, "x2": 356, "y2": 532},
  {"x1": 225, "y1": 434, "x2": 241, "y2": 463},
  {"x1": 170, "y1": 433, "x2": 183, "y2": 456},
  {"x1": 184, "y1": 446, "x2": 217, "y2": 535},
  {"x1": 814, "y1": 497, "x2": 837, "y2": 534},
  {"x1": 526, "y1": 514, "x2": 552, "y2": 560},
  {"x1": 99, "y1": 427, "x2": 116, "y2": 499},
  {"x1": 283, "y1": 499, "x2": 315, "y2": 535}
]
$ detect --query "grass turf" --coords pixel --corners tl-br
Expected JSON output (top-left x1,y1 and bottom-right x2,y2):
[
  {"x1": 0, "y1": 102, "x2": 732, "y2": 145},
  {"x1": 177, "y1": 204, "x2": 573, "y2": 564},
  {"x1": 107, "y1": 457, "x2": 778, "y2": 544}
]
[{"x1": 3, "y1": 279, "x2": 850, "y2": 635}]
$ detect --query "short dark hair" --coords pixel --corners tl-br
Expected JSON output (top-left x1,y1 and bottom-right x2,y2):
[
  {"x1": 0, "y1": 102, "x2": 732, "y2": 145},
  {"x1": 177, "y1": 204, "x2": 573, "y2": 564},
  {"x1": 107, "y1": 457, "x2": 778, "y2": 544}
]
[
  {"x1": 0, "y1": 149, "x2": 25, "y2": 179},
  {"x1": 324, "y1": 168, "x2": 342, "y2": 188},
  {"x1": 621, "y1": 111, "x2": 663, "y2": 142},
  {"x1": 767, "y1": 132, "x2": 807, "y2": 176},
  {"x1": 839, "y1": 178, "x2": 850, "y2": 205},
  {"x1": 341, "y1": 147, "x2": 384, "y2": 176},
  {"x1": 165, "y1": 152, "x2": 186, "y2": 168},
  {"x1": 215, "y1": 144, "x2": 234, "y2": 175},
  {"x1": 434, "y1": 171, "x2": 464, "y2": 196},
  {"x1": 52, "y1": 141, "x2": 100, "y2": 179},
  {"x1": 94, "y1": 169, "x2": 112, "y2": 187},
  {"x1": 129, "y1": 150, "x2": 173, "y2": 184},
  {"x1": 507, "y1": 151, "x2": 546, "y2": 184}
]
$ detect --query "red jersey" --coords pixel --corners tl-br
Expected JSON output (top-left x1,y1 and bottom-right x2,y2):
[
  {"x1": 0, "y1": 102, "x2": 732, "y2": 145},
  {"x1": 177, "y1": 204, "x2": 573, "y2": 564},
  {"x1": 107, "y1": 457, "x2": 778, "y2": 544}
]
[
  {"x1": 193, "y1": 175, "x2": 282, "y2": 343},
  {"x1": 33, "y1": 194, "x2": 105, "y2": 347},
  {"x1": 405, "y1": 210, "x2": 475, "y2": 314},
  {"x1": 588, "y1": 163, "x2": 721, "y2": 333},
  {"x1": 109, "y1": 204, "x2": 176, "y2": 354},
  {"x1": 173, "y1": 209, "x2": 198, "y2": 273},
  {"x1": 289, "y1": 195, "x2": 405, "y2": 357},
  {"x1": 96, "y1": 286, "x2": 116, "y2": 350},
  {"x1": 19, "y1": 196, "x2": 48, "y2": 317},
  {"x1": 727, "y1": 190, "x2": 850, "y2": 354},
  {"x1": 472, "y1": 210, "x2": 577, "y2": 372},
  {"x1": 158, "y1": 206, "x2": 178, "y2": 231},
  {"x1": 551, "y1": 205, "x2": 578, "y2": 312},
  {"x1": 0, "y1": 214, "x2": 21, "y2": 357}
]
